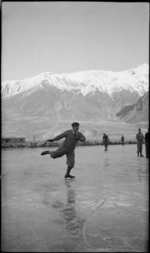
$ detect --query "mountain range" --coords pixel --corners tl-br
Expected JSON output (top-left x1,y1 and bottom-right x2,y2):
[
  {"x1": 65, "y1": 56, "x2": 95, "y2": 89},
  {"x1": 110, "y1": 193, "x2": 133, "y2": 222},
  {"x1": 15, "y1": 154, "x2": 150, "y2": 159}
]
[{"x1": 2, "y1": 64, "x2": 149, "y2": 141}]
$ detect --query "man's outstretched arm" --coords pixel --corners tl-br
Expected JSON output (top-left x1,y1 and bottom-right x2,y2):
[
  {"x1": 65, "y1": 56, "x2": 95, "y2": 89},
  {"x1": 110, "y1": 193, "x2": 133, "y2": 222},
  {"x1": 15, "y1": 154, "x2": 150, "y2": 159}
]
[{"x1": 46, "y1": 131, "x2": 68, "y2": 142}]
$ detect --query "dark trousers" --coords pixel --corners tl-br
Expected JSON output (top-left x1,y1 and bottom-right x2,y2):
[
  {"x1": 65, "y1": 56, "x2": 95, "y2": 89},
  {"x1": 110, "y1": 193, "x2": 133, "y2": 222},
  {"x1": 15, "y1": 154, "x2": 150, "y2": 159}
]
[
  {"x1": 50, "y1": 146, "x2": 75, "y2": 168},
  {"x1": 145, "y1": 142, "x2": 149, "y2": 157},
  {"x1": 104, "y1": 142, "x2": 108, "y2": 150},
  {"x1": 137, "y1": 141, "x2": 143, "y2": 155}
]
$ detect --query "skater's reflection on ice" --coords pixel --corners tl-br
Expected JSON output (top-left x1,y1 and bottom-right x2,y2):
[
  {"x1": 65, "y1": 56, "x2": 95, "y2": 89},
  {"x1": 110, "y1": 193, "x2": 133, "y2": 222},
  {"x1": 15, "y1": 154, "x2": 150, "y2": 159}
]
[
  {"x1": 62, "y1": 180, "x2": 85, "y2": 236},
  {"x1": 63, "y1": 180, "x2": 77, "y2": 231}
]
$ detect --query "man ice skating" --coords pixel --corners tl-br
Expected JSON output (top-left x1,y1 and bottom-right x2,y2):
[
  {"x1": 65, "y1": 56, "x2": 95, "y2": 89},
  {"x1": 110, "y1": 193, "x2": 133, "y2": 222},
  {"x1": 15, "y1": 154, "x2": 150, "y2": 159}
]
[
  {"x1": 145, "y1": 128, "x2": 149, "y2": 158},
  {"x1": 121, "y1": 135, "x2": 125, "y2": 145},
  {"x1": 41, "y1": 122, "x2": 86, "y2": 178},
  {"x1": 103, "y1": 133, "x2": 110, "y2": 151},
  {"x1": 136, "y1": 128, "x2": 144, "y2": 157}
]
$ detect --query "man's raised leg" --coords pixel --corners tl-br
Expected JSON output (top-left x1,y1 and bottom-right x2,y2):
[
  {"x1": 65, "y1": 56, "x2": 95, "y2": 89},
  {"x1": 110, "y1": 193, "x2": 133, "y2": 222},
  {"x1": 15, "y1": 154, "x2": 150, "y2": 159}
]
[
  {"x1": 41, "y1": 147, "x2": 67, "y2": 158},
  {"x1": 41, "y1": 150, "x2": 51, "y2": 155}
]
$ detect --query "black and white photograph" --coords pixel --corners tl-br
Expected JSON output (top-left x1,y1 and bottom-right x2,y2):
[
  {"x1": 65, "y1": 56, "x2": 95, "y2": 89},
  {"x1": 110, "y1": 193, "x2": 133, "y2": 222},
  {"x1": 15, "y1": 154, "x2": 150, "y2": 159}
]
[{"x1": 1, "y1": 2, "x2": 149, "y2": 252}]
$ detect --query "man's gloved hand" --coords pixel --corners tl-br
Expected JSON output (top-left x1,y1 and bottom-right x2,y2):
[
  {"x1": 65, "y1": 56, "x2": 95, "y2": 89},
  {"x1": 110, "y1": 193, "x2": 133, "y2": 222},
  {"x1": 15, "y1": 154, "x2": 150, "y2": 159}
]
[{"x1": 74, "y1": 132, "x2": 80, "y2": 140}]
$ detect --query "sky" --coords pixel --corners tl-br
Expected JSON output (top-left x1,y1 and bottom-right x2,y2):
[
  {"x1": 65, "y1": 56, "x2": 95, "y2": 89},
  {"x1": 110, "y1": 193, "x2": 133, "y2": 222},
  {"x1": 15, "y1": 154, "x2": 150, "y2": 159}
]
[{"x1": 2, "y1": 2, "x2": 149, "y2": 81}]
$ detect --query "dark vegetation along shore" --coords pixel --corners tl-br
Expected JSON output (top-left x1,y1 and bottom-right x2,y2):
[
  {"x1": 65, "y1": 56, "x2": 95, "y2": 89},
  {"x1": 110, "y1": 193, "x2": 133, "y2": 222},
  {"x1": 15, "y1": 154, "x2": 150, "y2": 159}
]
[{"x1": 2, "y1": 140, "x2": 138, "y2": 148}]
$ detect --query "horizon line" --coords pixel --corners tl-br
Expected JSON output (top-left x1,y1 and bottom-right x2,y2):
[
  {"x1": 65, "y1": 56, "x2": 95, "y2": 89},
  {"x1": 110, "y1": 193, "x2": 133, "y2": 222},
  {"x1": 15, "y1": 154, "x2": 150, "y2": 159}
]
[{"x1": 2, "y1": 63, "x2": 148, "y2": 83}]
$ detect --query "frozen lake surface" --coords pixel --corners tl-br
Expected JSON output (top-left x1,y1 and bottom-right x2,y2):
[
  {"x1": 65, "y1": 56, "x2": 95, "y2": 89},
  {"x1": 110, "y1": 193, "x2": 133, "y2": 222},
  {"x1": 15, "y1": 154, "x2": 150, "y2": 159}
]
[{"x1": 2, "y1": 145, "x2": 149, "y2": 252}]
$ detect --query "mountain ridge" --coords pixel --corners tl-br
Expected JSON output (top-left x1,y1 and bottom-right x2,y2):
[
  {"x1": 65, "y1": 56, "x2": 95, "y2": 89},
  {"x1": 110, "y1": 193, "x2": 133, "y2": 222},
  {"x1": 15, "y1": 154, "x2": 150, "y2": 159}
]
[
  {"x1": 116, "y1": 92, "x2": 149, "y2": 124},
  {"x1": 2, "y1": 63, "x2": 148, "y2": 98},
  {"x1": 2, "y1": 64, "x2": 149, "y2": 140}
]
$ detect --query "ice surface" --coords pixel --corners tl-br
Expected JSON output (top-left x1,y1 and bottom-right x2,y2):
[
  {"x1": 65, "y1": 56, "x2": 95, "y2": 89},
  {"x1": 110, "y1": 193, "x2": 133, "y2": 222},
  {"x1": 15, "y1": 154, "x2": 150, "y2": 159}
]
[{"x1": 2, "y1": 145, "x2": 148, "y2": 252}]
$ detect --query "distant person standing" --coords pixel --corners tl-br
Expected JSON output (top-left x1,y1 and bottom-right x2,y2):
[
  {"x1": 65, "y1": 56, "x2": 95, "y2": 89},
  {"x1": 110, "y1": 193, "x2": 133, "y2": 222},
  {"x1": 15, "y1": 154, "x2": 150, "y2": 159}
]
[
  {"x1": 41, "y1": 122, "x2": 86, "y2": 178},
  {"x1": 103, "y1": 133, "x2": 110, "y2": 151},
  {"x1": 145, "y1": 128, "x2": 149, "y2": 158},
  {"x1": 136, "y1": 128, "x2": 144, "y2": 157},
  {"x1": 121, "y1": 135, "x2": 125, "y2": 145}
]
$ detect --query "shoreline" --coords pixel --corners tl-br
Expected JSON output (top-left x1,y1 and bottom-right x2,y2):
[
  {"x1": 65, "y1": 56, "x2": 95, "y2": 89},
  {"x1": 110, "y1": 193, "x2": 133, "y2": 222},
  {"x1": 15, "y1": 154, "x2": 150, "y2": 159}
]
[{"x1": 1, "y1": 141, "x2": 139, "y2": 148}]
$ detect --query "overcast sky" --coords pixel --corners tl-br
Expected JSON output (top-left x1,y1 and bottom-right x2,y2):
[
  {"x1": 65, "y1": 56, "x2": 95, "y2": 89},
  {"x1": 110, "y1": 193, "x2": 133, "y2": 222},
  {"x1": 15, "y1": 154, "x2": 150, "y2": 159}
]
[{"x1": 2, "y1": 2, "x2": 149, "y2": 81}]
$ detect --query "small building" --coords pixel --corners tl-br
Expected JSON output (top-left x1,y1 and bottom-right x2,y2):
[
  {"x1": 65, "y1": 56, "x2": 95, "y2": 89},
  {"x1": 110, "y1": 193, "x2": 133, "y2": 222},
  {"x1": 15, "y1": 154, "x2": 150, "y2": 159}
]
[{"x1": 2, "y1": 137, "x2": 25, "y2": 144}]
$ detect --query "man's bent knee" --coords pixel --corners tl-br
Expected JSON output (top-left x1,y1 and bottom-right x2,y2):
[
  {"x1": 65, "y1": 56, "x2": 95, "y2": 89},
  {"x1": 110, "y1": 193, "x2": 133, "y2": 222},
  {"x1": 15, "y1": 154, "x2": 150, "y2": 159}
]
[
  {"x1": 67, "y1": 161, "x2": 75, "y2": 168},
  {"x1": 51, "y1": 151, "x2": 66, "y2": 159}
]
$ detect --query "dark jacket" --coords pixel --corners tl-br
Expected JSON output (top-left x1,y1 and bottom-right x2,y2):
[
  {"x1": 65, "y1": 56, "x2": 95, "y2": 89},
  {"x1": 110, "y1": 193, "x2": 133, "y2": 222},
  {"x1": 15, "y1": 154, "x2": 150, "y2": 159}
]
[
  {"x1": 53, "y1": 130, "x2": 86, "y2": 150},
  {"x1": 103, "y1": 135, "x2": 109, "y2": 143},
  {"x1": 145, "y1": 132, "x2": 149, "y2": 143},
  {"x1": 136, "y1": 132, "x2": 144, "y2": 142}
]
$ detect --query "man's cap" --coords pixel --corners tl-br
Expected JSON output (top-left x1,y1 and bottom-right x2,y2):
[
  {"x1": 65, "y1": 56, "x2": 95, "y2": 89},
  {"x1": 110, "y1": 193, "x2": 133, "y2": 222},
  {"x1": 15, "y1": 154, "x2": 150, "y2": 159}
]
[{"x1": 72, "y1": 122, "x2": 80, "y2": 127}]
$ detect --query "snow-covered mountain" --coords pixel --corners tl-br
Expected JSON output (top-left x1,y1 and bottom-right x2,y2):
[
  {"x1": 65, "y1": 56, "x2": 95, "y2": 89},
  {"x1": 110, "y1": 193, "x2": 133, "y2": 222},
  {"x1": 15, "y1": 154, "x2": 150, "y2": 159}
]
[
  {"x1": 2, "y1": 63, "x2": 148, "y2": 98},
  {"x1": 116, "y1": 91, "x2": 149, "y2": 124},
  {"x1": 2, "y1": 64, "x2": 149, "y2": 140}
]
